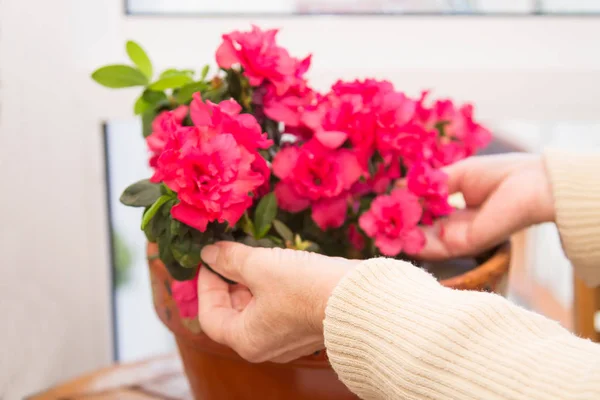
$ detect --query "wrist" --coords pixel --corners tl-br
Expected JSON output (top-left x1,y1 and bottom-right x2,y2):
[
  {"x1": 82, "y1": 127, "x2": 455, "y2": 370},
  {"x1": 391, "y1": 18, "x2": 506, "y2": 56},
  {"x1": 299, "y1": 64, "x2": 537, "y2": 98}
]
[{"x1": 308, "y1": 260, "x2": 356, "y2": 335}]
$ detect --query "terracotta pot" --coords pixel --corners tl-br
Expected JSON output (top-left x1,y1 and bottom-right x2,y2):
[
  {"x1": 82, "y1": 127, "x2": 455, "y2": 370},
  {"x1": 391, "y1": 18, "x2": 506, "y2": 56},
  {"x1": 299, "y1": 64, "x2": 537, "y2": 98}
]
[{"x1": 148, "y1": 242, "x2": 511, "y2": 399}]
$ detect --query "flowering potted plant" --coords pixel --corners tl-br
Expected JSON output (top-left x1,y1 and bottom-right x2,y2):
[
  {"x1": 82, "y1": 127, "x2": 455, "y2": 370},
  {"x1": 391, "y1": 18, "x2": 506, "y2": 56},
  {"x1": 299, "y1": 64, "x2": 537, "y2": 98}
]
[{"x1": 93, "y1": 26, "x2": 510, "y2": 399}]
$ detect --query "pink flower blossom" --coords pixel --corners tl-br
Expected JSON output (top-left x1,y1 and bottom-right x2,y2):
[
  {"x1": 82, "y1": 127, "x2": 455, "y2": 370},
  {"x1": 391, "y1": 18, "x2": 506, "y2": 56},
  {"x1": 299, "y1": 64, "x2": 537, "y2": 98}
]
[
  {"x1": 415, "y1": 92, "x2": 492, "y2": 164},
  {"x1": 313, "y1": 81, "x2": 418, "y2": 171},
  {"x1": 331, "y1": 79, "x2": 395, "y2": 106},
  {"x1": 146, "y1": 106, "x2": 188, "y2": 168},
  {"x1": 151, "y1": 97, "x2": 271, "y2": 232},
  {"x1": 273, "y1": 140, "x2": 362, "y2": 230},
  {"x1": 376, "y1": 123, "x2": 437, "y2": 168},
  {"x1": 407, "y1": 162, "x2": 453, "y2": 225},
  {"x1": 171, "y1": 272, "x2": 198, "y2": 318},
  {"x1": 216, "y1": 25, "x2": 309, "y2": 95},
  {"x1": 359, "y1": 189, "x2": 425, "y2": 256},
  {"x1": 189, "y1": 95, "x2": 272, "y2": 153},
  {"x1": 262, "y1": 83, "x2": 322, "y2": 133},
  {"x1": 319, "y1": 80, "x2": 405, "y2": 163},
  {"x1": 348, "y1": 224, "x2": 365, "y2": 251}
]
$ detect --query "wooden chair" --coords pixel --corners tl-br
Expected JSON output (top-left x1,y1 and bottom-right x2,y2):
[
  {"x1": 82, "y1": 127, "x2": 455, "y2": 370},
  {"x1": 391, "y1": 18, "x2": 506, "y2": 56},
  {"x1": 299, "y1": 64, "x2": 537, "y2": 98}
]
[{"x1": 574, "y1": 277, "x2": 600, "y2": 341}]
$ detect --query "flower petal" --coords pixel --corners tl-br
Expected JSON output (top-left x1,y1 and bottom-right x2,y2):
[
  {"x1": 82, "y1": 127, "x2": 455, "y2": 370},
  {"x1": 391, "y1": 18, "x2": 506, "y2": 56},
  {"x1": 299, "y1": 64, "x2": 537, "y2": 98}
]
[
  {"x1": 358, "y1": 211, "x2": 378, "y2": 237},
  {"x1": 215, "y1": 39, "x2": 239, "y2": 69},
  {"x1": 315, "y1": 130, "x2": 348, "y2": 149},
  {"x1": 218, "y1": 99, "x2": 242, "y2": 116},
  {"x1": 274, "y1": 182, "x2": 310, "y2": 212},
  {"x1": 312, "y1": 196, "x2": 348, "y2": 230},
  {"x1": 336, "y1": 151, "x2": 363, "y2": 188},
  {"x1": 272, "y1": 146, "x2": 300, "y2": 180},
  {"x1": 401, "y1": 228, "x2": 426, "y2": 255},
  {"x1": 264, "y1": 101, "x2": 300, "y2": 126},
  {"x1": 171, "y1": 202, "x2": 210, "y2": 232},
  {"x1": 374, "y1": 235, "x2": 404, "y2": 257},
  {"x1": 190, "y1": 93, "x2": 212, "y2": 127}
]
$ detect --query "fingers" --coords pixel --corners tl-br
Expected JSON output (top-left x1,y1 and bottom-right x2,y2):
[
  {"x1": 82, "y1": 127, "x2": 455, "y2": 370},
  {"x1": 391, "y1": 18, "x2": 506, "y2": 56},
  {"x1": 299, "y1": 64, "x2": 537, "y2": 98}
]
[
  {"x1": 443, "y1": 154, "x2": 532, "y2": 207},
  {"x1": 201, "y1": 241, "x2": 269, "y2": 285},
  {"x1": 201, "y1": 241, "x2": 352, "y2": 288},
  {"x1": 197, "y1": 265, "x2": 243, "y2": 346},
  {"x1": 230, "y1": 285, "x2": 252, "y2": 311},
  {"x1": 270, "y1": 343, "x2": 325, "y2": 364},
  {"x1": 419, "y1": 178, "x2": 531, "y2": 260},
  {"x1": 418, "y1": 209, "x2": 478, "y2": 260}
]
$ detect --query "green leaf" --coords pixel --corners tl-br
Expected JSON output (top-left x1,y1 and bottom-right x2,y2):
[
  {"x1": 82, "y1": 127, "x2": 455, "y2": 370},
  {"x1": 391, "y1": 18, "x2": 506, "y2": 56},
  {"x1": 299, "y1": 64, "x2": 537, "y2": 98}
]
[
  {"x1": 175, "y1": 81, "x2": 208, "y2": 104},
  {"x1": 150, "y1": 75, "x2": 193, "y2": 91},
  {"x1": 134, "y1": 95, "x2": 151, "y2": 115},
  {"x1": 141, "y1": 195, "x2": 171, "y2": 230},
  {"x1": 151, "y1": 209, "x2": 169, "y2": 240},
  {"x1": 126, "y1": 40, "x2": 153, "y2": 80},
  {"x1": 166, "y1": 261, "x2": 198, "y2": 281},
  {"x1": 240, "y1": 236, "x2": 279, "y2": 249},
  {"x1": 201, "y1": 65, "x2": 210, "y2": 80},
  {"x1": 240, "y1": 213, "x2": 256, "y2": 237},
  {"x1": 135, "y1": 90, "x2": 167, "y2": 116},
  {"x1": 257, "y1": 224, "x2": 272, "y2": 239},
  {"x1": 171, "y1": 234, "x2": 202, "y2": 269},
  {"x1": 273, "y1": 220, "x2": 293, "y2": 242},
  {"x1": 170, "y1": 218, "x2": 183, "y2": 237},
  {"x1": 141, "y1": 109, "x2": 157, "y2": 138},
  {"x1": 143, "y1": 90, "x2": 167, "y2": 105},
  {"x1": 267, "y1": 235, "x2": 284, "y2": 246},
  {"x1": 158, "y1": 231, "x2": 175, "y2": 265},
  {"x1": 253, "y1": 192, "x2": 278, "y2": 239},
  {"x1": 120, "y1": 179, "x2": 162, "y2": 207},
  {"x1": 160, "y1": 69, "x2": 194, "y2": 79},
  {"x1": 91, "y1": 65, "x2": 148, "y2": 88},
  {"x1": 143, "y1": 214, "x2": 157, "y2": 242}
]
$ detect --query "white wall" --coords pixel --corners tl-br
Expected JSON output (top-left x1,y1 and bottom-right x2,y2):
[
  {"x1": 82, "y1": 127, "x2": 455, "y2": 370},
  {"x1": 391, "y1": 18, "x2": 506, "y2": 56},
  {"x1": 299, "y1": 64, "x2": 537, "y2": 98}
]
[{"x1": 1, "y1": 0, "x2": 600, "y2": 397}]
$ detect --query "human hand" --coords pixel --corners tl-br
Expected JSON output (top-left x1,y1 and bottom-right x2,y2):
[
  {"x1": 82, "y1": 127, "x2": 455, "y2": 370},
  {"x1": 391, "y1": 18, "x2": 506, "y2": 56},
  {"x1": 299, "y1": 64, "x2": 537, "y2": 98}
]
[
  {"x1": 197, "y1": 242, "x2": 357, "y2": 363},
  {"x1": 419, "y1": 153, "x2": 555, "y2": 260}
]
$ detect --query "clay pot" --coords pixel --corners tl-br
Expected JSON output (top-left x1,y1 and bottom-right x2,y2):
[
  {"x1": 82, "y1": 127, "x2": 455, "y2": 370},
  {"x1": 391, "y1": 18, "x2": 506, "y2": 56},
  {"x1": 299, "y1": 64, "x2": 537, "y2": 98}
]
[{"x1": 148, "y1": 242, "x2": 511, "y2": 399}]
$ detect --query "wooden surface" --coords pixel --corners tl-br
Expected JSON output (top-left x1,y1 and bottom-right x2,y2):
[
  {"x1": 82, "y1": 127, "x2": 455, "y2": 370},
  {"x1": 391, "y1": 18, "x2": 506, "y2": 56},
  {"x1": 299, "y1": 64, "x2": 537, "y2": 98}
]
[
  {"x1": 28, "y1": 354, "x2": 192, "y2": 400},
  {"x1": 574, "y1": 276, "x2": 600, "y2": 342}
]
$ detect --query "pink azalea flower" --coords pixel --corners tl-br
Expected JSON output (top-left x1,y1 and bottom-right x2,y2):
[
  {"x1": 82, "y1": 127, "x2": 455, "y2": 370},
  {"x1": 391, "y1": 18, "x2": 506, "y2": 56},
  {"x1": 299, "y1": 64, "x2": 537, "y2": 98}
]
[
  {"x1": 189, "y1": 94, "x2": 272, "y2": 152},
  {"x1": 171, "y1": 272, "x2": 198, "y2": 318},
  {"x1": 151, "y1": 97, "x2": 271, "y2": 232},
  {"x1": 262, "y1": 83, "x2": 323, "y2": 133},
  {"x1": 146, "y1": 105, "x2": 188, "y2": 168},
  {"x1": 376, "y1": 122, "x2": 437, "y2": 168},
  {"x1": 415, "y1": 92, "x2": 492, "y2": 164},
  {"x1": 313, "y1": 90, "x2": 376, "y2": 167},
  {"x1": 273, "y1": 140, "x2": 362, "y2": 230},
  {"x1": 314, "y1": 81, "x2": 417, "y2": 171},
  {"x1": 331, "y1": 78, "x2": 395, "y2": 106},
  {"x1": 407, "y1": 162, "x2": 453, "y2": 225},
  {"x1": 216, "y1": 25, "x2": 308, "y2": 95},
  {"x1": 348, "y1": 224, "x2": 365, "y2": 251},
  {"x1": 359, "y1": 189, "x2": 425, "y2": 256}
]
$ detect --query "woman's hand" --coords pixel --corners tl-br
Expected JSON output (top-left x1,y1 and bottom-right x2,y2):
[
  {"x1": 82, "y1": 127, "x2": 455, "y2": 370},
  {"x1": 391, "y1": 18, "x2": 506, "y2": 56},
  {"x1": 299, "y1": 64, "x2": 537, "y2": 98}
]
[
  {"x1": 197, "y1": 242, "x2": 357, "y2": 363},
  {"x1": 419, "y1": 153, "x2": 555, "y2": 259}
]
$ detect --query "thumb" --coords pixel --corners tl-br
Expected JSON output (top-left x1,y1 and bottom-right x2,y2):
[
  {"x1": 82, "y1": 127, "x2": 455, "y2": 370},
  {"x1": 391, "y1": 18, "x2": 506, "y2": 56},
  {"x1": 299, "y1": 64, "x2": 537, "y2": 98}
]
[
  {"x1": 200, "y1": 241, "x2": 270, "y2": 287},
  {"x1": 201, "y1": 241, "x2": 356, "y2": 289}
]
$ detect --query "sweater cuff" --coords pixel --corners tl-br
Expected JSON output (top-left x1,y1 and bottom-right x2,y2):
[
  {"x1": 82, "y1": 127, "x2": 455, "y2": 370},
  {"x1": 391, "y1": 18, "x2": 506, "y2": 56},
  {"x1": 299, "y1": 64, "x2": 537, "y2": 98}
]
[
  {"x1": 544, "y1": 150, "x2": 600, "y2": 286},
  {"x1": 323, "y1": 258, "x2": 577, "y2": 399},
  {"x1": 324, "y1": 258, "x2": 441, "y2": 398}
]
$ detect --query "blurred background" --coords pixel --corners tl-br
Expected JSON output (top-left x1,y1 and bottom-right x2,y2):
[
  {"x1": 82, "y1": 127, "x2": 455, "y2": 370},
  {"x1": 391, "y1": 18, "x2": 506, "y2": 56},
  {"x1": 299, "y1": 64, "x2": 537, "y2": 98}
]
[{"x1": 2, "y1": 0, "x2": 600, "y2": 398}]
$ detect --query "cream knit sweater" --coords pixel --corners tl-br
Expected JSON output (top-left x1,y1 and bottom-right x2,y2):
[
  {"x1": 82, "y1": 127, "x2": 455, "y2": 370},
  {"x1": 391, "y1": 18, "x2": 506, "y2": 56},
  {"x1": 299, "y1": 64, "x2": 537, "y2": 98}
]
[{"x1": 324, "y1": 151, "x2": 600, "y2": 400}]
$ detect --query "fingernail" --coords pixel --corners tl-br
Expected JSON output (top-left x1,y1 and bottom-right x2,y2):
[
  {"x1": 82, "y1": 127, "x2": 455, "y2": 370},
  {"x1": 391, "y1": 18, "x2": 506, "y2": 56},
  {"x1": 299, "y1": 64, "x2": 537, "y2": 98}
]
[{"x1": 201, "y1": 245, "x2": 219, "y2": 265}]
